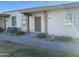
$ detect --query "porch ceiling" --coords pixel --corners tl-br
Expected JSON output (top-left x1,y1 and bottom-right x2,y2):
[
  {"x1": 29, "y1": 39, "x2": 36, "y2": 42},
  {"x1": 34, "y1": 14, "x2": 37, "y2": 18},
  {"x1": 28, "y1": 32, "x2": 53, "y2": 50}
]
[
  {"x1": 20, "y1": 6, "x2": 48, "y2": 13},
  {"x1": 23, "y1": 13, "x2": 32, "y2": 16},
  {"x1": 0, "y1": 14, "x2": 9, "y2": 17}
]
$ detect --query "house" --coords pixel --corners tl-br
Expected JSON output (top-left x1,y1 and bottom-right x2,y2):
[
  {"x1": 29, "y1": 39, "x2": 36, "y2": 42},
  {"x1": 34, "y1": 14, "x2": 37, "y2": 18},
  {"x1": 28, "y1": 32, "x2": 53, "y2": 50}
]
[{"x1": 0, "y1": 2, "x2": 79, "y2": 38}]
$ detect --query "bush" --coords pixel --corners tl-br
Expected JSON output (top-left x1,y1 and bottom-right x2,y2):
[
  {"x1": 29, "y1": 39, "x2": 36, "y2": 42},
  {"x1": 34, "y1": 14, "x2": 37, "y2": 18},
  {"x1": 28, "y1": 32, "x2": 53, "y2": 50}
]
[
  {"x1": 0, "y1": 27, "x2": 3, "y2": 32},
  {"x1": 36, "y1": 33, "x2": 47, "y2": 39},
  {"x1": 15, "y1": 31, "x2": 26, "y2": 36},
  {"x1": 7, "y1": 27, "x2": 18, "y2": 33},
  {"x1": 54, "y1": 36, "x2": 73, "y2": 42}
]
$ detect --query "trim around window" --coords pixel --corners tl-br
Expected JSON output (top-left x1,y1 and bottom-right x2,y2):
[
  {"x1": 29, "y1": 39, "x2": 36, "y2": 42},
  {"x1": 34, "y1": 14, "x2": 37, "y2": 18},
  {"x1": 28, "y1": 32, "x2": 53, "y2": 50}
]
[
  {"x1": 66, "y1": 13, "x2": 72, "y2": 22},
  {"x1": 64, "y1": 13, "x2": 72, "y2": 26}
]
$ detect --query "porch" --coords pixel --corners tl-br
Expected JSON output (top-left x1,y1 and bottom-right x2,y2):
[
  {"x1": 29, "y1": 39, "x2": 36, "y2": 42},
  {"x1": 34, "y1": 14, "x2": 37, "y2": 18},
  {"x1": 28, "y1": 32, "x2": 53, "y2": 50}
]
[
  {"x1": 0, "y1": 14, "x2": 9, "y2": 31},
  {"x1": 21, "y1": 9, "x2": 48, "y2": 34}
]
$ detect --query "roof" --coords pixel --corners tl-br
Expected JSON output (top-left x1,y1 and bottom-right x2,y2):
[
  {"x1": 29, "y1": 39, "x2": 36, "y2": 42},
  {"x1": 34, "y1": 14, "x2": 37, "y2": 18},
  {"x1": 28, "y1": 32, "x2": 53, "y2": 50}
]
[
  {"x1": 0, "y1": 14, "x2": 9, "y2": 17},
  {"x1": 2, "y1": 2, "x2": 79, "y2": 13}
]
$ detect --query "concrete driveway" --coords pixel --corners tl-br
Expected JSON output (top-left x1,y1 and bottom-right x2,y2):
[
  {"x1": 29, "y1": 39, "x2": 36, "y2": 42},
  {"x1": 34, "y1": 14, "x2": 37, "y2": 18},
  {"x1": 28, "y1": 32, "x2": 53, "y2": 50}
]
[{"x1": 0, "y1": 33, "x2": 79, "y2": 54}]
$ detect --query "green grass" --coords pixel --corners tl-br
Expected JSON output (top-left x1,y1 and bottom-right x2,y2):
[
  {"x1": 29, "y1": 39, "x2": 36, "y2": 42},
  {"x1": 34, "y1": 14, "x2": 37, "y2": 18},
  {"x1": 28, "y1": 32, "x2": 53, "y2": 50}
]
[
  {"x1": 0, "y1": 39, "x2": 78, "y2": 57},
  {"x1": 8, "y1": 49, "x2": 76, "y2": 57},
  {"x1": 9, "y1": 49, "x2": 50, "y2": 57}
]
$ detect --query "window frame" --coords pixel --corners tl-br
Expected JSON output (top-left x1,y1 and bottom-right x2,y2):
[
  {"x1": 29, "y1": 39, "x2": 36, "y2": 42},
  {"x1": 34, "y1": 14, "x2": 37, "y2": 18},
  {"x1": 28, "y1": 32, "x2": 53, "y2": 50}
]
[{"x1": 65, "y1": 13, "x2": 72, "y2": 22}]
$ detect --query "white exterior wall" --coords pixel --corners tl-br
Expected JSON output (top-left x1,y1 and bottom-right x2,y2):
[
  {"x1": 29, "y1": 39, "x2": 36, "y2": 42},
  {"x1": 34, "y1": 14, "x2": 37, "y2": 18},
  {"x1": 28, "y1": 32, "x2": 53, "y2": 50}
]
[
  {"x1": 66, "y1": 8, "x2": 79, "y2": 38},
  {"x1": 29, "y1": 16, "x2": 35, "y2": 32},
  {"x1": 3, "y1": 8, "x2": 79, "y2": 38},
  {"x1": 29, "y1": 12, "x2": 45, "y2": 33},
  {"x1": 47, "y1": 8, "x2": 79, "y2": 38},
  {"x1": 63, "y1": 9, "x2": 79, "y2": 38},
  {"x1": 48, "y1": 13, "x2": 65, "y2": 36},
  {"x1": 4, "y1": 12, "x2": 27, "y2": 31}
]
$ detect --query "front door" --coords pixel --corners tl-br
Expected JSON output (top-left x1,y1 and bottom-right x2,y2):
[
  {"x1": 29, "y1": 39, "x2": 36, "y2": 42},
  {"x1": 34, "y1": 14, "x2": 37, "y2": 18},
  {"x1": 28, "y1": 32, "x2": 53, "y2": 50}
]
[{"x1": 35, "y1": 17, "x2": 41, "y2": 32}]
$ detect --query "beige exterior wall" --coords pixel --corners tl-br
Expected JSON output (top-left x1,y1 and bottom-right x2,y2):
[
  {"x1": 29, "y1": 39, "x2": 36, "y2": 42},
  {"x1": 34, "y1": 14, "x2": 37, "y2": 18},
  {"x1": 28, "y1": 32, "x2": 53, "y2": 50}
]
[{"x1": 47, "y1": 10, "x2": 65, "y2": 14}]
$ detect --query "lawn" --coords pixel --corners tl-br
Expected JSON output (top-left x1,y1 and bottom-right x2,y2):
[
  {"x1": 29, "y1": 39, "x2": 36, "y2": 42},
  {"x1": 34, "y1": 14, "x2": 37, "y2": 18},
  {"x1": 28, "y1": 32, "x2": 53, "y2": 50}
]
[{"x1": 0, "y1": 39, "x2": 78, "y2": 57}]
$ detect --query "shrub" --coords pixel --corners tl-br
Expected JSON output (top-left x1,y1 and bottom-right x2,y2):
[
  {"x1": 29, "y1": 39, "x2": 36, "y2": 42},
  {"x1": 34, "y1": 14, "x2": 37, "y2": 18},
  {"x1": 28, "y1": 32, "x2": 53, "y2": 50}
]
[
  {"x1": 15, "y1": 31, "x2": 26, "y2": 36},
  {"x1": 0, "y1": 27, "x2": 3, "y2": 32},
  {"x1": 36, "y1": 33, "x2": 47, "y2": 39},
  {"x1": 7, "y1": 27, "x2": 18, "y2": 33},
  {"x1": 54, "y1": 36, "x2": 73, "y2": 42}
]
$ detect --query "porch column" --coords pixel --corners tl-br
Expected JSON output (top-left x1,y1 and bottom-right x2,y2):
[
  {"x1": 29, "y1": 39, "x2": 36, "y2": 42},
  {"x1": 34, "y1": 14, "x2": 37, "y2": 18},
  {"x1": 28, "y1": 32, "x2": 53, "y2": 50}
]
[
  {"x1": 25, "y1": 15, "x2": 31, "y2": 33},
  {"x1": 0, "y1": 17, "x2": 3, "y2": 29},
  {"x1": 27, "y1": 15, "x2": 30, "y2": 32},
  {"x1": 0, "y1": 14, "x2": 9, "y2": 31},
  {"x1": 44, "y1": 11, "x2": 48, "y2": 34}
]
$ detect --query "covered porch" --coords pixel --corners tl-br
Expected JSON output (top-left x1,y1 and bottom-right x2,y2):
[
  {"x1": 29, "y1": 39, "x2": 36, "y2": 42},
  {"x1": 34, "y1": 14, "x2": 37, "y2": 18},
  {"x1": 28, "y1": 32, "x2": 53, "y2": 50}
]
[
  {"x1": 0, "y1": 14, "x2": 9, "y2": 31},
  {"x1": 21, "y1": 10, "x2": 48, "y2": 33}
]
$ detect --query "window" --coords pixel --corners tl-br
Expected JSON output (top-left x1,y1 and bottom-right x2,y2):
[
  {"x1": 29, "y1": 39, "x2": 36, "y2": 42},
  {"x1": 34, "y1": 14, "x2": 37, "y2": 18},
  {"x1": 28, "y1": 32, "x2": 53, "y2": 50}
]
[
  {"x1": 66, "y1": 13, "x2": 72, "y2": 22},
  {"x1": 12, "y1": 16, "x2": 16, "y2": 26},
  {"x1": 64, "y1": 13, "x2": 72, "y2": 26}
]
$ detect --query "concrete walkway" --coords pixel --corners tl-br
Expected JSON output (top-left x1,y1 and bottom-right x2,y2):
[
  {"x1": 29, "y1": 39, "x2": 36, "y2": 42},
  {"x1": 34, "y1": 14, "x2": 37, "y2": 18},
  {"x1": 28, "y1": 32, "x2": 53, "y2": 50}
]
[{"x1": 0, "y1": 33, "x2": 79, "y2": 54}]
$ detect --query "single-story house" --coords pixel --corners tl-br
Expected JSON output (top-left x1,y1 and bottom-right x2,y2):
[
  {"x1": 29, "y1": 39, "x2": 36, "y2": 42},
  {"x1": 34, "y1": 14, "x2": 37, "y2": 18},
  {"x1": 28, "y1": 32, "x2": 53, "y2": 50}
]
[{"x1": 0, "y1": 2, "x2": 79, "y2": 38}]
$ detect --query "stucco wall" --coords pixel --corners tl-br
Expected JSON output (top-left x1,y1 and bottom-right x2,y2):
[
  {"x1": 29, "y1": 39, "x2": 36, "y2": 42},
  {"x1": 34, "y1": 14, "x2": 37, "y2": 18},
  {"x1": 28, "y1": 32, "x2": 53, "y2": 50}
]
[
  {"x1": 0, "y1": 18, "x2": 4, "y2": 28},
  {"x1": 29, "y1": 12, "x2": 45, "y2": 33},
  {"x1": 29, "y1": 16, "x2": 35, "y2": 32},
  {"x1": 66, "y1": 8, "x2": 79, "y2": 38},
  {"x1": 3, "y1": 12, "x2": 27, "y2": 31},
  {"x1": 3, "y1": 8, "x2": 79, "y2": 38},
  {"x1": 48, "y1": 11, "x2": 65, "y2": 36},
  {"x1": 47, "y1": 9, "x2": 79, "y2": 38}
]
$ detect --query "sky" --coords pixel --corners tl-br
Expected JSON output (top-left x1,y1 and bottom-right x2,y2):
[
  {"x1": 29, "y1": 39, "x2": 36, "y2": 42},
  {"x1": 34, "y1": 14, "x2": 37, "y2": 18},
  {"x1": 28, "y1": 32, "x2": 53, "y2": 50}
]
[{"x1": 0, "y1": 1, "x2": 73, "y2": 12}]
